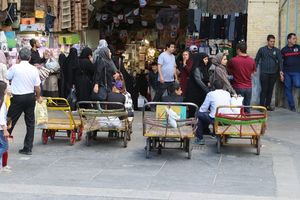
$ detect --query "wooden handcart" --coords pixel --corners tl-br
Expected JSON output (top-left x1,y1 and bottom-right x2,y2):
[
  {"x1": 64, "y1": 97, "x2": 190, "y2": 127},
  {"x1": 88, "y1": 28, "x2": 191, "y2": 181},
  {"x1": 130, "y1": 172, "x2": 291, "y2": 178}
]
[{"x1": 214, "y1": 106, "x2": 267, "y2": 155}]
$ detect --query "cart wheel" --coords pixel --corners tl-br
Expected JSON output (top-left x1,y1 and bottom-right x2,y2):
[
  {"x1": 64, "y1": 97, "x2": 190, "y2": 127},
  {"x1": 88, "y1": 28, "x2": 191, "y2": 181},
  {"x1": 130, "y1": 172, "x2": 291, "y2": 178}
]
[
  {"x1": 70, "y1": 131, "x2": 76, "y2": 145},
  {"x1": 216, "y1": 135, "x2": 221, "y2": 154},
  {"x1": 67, "y1": 130, "x2": 71, "y2": 138},
  {"x1": 77, "y1": 126, "x2": 83, "y2": 141},
  {"x1": 42, "y1": 129, "x2": 48, "y2": 144},
  {"x1": 123, "y1": 131, "x2": 128, "y2": 148},
  {"x1": 85, "y1": 132, "x2": 91, "y2": 146},
  {"x1": 146, "y1": 138, "x2": 151, "y2": 159},
  {"x1": 256, "y1": 136, "x2": 261, "y2": 155},
  {"x1": 187, "y1": 139, "x2": 192, "y2": 159},
  {"x1": 158, "y1": 144, "x2": 162, "y2": 155},
  {"x1": 50, "y1": 130, "x2": 55, "y2": 141}
]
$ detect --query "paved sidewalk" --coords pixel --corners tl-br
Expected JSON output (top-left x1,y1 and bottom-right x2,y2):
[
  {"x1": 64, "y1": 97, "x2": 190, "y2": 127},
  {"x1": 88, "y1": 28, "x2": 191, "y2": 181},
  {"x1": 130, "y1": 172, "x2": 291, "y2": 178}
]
[{"x1": 0, "y1": 108, "x2": 300, "y2": 200}]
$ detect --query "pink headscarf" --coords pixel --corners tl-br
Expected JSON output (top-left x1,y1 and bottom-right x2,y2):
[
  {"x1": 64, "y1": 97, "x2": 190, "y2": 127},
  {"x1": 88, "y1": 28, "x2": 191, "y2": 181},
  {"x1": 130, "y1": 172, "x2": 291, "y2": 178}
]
[{"x1": 0, "y1": 50, "x2": 7, "y2": 65}]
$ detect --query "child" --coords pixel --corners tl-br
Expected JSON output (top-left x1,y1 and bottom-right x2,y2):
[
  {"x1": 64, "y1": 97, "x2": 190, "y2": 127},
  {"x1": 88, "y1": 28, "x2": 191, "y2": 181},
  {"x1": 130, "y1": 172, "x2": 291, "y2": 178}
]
[
  {"x1": 0, "y1": 80, "x2": 10, "y2": 173},
  {"x1": 162, "y1": 82, "x2": 183, "y2": 102}
]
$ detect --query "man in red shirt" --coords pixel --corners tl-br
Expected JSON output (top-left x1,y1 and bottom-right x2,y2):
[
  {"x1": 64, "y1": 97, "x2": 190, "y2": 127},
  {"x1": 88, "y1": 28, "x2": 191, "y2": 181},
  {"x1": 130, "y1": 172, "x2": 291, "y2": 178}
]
[{"x1": 228, "y1": 42, "x2": 256, "y2": 112}]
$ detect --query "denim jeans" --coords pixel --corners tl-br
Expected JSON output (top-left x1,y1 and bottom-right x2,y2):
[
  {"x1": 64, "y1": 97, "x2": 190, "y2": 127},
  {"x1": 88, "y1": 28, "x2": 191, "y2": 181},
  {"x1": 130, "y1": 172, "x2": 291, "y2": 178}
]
[
  {"x1": 235, "y1": 88, "x2": 252, "y2": 113},
  {"x1": 0, "y1": 131, "x2": 8, "y2": 166},
  {"x1": 196, "y1": 112, "x2": 214, "y2": 140},
  {"x1": 284, "y1": 72, "x2": 300, "y2": 109},
  {"x1": 153, "y1": 82, "x2": 174, "y2": 102}
]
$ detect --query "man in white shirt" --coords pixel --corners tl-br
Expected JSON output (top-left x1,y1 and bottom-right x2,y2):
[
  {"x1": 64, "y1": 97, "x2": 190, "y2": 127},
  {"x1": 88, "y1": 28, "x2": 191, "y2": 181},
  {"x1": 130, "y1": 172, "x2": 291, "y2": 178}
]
[
  {"x1": 195, "y1": 80, "x2": 231, "y2": 145},
  {"x1": 6, "y1": 48, "x2": 43, "y2": 155},
  {"x1": 153, "y1": 42, "x2": 178, "y2": 102}
]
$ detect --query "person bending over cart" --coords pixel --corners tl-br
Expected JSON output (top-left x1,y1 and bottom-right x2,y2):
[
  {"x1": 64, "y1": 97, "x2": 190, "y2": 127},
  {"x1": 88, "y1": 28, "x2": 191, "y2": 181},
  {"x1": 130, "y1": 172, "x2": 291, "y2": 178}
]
[{"x1": 195, "y1": 80, "x2": 232, "y2": 145}]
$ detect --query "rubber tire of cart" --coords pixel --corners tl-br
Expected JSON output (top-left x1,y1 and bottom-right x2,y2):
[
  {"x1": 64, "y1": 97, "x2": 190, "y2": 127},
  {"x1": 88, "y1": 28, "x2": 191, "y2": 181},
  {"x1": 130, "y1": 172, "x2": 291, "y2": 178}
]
[
  {"x1": 123, "y1": 131, "x2": 128, "y2": 148},
  {"x1": 187, "y1": 138, "x2": 192, "y2": 159},
  {"x1": 146, "y1": 138, "x2": 151, "y2": 159},
  {"x1": 67, "y1": 130, "x2": 71, "y2": 138},
  {"x1": 256, "y1": 136, "x2": 261, "y2": 155},
  {"x1": 85, "y1": 132, "x2": 91, "y2": 146},
  {"x1": 70, "y1": 130, "x2": 76, "y2": 146},
  {"x1": 217, "y1": 135, "x2": 221, "y2": 154},
  {"x1": 158, "y1": 143, "x2": 162, "y2": 155},
  {"x1": 50, "y1": 130, "x2": 55, "y2": 140},
  {"x1": 42, "y1": 129, "x2": 48, "y2": 144}
]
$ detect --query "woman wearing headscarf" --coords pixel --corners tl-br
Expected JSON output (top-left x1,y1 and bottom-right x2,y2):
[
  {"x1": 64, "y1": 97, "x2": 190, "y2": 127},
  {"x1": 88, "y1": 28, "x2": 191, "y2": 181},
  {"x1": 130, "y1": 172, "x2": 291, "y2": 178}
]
[
  {"x1": 210, "y1": 53, "x2": 236, "y2": 94},
  {"x1": 58, "y1": 53, "x2": 67, "y2": 97},
  {"x1": 93, "y1": 47, "x2": 118, "y2": 96},
  {"x1": 185, "y1": 53, "x2": 211, "y2": 116},
  {"x1": 61, "y1": 48, "x2": 79, "y2": 98},
  {"x1": 178, "y1": 50, "x2": 193, "y2": 96},
  {"x1": 93, "y1": 39, "x2": 108, "y2": 62},
  {"x1": 74, "y1": 47, "x2": 95, "y2": 102}
]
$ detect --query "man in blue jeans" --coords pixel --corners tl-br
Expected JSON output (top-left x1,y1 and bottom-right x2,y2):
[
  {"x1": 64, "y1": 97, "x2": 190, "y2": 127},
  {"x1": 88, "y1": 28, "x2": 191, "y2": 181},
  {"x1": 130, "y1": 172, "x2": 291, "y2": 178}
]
[
  {"x1": 281, "y1": 33, "x2": 300, "y2": 112},
  {"x1": 195, "y1": 80, "x2": 232, "y2": 145}
]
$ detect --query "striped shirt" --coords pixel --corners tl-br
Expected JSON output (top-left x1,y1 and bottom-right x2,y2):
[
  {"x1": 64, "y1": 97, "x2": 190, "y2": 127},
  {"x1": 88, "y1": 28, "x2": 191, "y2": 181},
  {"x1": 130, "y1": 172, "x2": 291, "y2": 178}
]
[
  {"x1": 281, "y1": 44, "x2": 300, "y2": 72},
  {"x1": 255, "y1": 46, "x2": 283, "y2": 74}
]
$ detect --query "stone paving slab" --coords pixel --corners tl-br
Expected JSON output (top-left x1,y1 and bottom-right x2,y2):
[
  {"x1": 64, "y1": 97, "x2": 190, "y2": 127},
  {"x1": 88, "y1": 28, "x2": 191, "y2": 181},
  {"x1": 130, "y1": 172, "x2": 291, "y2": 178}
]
[{"x1": 0, "y1": 109, "x2": 300, "y2": 199}]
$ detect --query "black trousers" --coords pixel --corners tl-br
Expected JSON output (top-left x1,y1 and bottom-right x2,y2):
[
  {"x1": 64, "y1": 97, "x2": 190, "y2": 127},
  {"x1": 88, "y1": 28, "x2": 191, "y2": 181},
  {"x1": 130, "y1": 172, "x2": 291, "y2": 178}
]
[
  {"x1": 7, "y1": 93, "x2": 36, "y2": 151},
  {"x1": 260, "y1": 73, "x2": 277, "y2": 107},
  {"x1": 235, "y1": 88, "x2": 252, "y2": 113},
  {"x1": 153, "y1": 82, "x2": 174, "y2": 102}
]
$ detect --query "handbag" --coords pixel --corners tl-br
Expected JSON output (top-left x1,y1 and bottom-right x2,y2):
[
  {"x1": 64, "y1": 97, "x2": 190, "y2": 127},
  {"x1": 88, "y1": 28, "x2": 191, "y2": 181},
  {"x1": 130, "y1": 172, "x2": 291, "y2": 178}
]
[
  {"x1": 91, "y1": 66, "x2": 109, "y2": 101},
  {"x1": 38, "y1": 66, "x2": 51, "y2": 81}
]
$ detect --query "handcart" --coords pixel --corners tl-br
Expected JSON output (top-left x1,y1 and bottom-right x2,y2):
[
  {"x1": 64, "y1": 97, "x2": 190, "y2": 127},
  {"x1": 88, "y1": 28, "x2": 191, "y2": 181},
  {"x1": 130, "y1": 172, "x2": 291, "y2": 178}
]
[
  {"x1": 77, "y1": 101, "x2": 130, "y2": 147},
  {"x1": 142, "y1": 102, "x2": 198, "y2": 159},
  {"x1": 41, "y1": 98, "x2": 83, "y2": 145},
  {"x1": 214, "y1": 106, "x2": 267, "y2": 155}
]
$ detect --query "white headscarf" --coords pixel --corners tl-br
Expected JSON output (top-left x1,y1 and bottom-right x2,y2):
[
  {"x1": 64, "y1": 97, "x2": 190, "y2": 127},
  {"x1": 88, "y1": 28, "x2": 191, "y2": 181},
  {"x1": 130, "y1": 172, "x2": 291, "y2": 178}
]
[{"x1": 93, "y1": 39, "x2": 108, "y2": 62}]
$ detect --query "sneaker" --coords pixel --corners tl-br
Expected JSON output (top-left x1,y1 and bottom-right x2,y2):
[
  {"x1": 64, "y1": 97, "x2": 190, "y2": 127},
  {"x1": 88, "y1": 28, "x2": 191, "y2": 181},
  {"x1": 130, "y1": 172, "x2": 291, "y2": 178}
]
[
  {"x1": 290, "y1": 107, "x2": 296, "y2": 112},
  {"x1": 194, "y1": 138, "x2": 205, "y2": 145},
  {"x1": 2, "y1": 166, "x2": 12, "y2": 173},
  {"x1": 19, "y1": 149, "x2": 32, "y2": 155}
]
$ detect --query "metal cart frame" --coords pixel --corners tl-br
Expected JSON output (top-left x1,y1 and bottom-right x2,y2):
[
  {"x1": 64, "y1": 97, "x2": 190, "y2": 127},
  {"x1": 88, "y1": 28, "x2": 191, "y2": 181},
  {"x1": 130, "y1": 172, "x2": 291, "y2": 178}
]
[
  {"x1": 214, "y1": 106, "x2": 267, "y2": 155},
  {"x1": 142, "y1": 102, "x2": 198, "y2": 159}
]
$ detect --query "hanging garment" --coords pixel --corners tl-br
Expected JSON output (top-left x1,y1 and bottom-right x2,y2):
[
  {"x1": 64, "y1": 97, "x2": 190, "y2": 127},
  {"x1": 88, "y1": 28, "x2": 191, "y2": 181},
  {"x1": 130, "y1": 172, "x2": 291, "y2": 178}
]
[
  {"x1": 209, "y1": 15, "x2": 221, "y2": 39},
  {"x1": 194, "y1": 9, "x2": 201, "y2": 33},
  {"x1": 21, "y1": 0, "x2": 34, "y2": 12},
  {"x1": 8, "y1": 0, "x2": 20, "y2": 10},
  {"x1": 200, "y1": 15, "x2": 210, "y2": 39},
  {"x1": 5, "y1": 3, "x2": 17, "y2": 24},
  {"x1": 45, "y1": 12, "x2": 56, "y2": 32},
  {"x1": 228, "y1": 14, "x2": 235, "y2": 41},
  {"x1": 187, "y1": 9, "x2": 196, "y2": 34}
]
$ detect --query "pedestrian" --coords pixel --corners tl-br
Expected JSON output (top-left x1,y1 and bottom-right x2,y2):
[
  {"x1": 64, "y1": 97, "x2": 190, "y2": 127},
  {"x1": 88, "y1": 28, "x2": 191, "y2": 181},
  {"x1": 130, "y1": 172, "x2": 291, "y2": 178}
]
[
  {"x1": 61, "y1": 47, "x2": 79, "y2": 99},
  {"x1": 153, "y1": 42, "x2": 178, "y2": 102},
  {"x1": 6, "y1": 48, "x2": 43, "y2": 155},
  {"x1": 195, "y1": 79, "x2": 232, "y2": 145},
  {"x1": 29, "y1": 38, "x2": 45, "y2": 66},
  {"x1": 75, "y1": 47, "x2": 95, "y2": 102},
  {"x1": 93, "y1": 39, "x2": 108, "y2": 62},
  {"x1": 255, "y1": 34, "x2": 283, "y2": 111},
  {"x1": 0, "y1": 80, "x2": 11, "y2": 173},
  {"x1": 178, "y1": 51, "x2": 193, "y2": 96},
  {"x1": 148, "y1": 62, "x2": 159, "y2": 101},
  {"x1": 93, "y1": 47, "x2": 119, "y2": 96},
  {"x1": 228, "y1": 42, "x2": 256, "y2": 112},
  {"x1": 58, "y1": 52, "x2": 67, "y2": 98},
  {"x1": 281, "y1": 33, "x2": 300, "y2": 112},
  {"x1": 210, "y1": 53, "x2": 236, "y2": 95},
  {"x1": 185, "y1": 53, "x2": 210, "y2": 110}
]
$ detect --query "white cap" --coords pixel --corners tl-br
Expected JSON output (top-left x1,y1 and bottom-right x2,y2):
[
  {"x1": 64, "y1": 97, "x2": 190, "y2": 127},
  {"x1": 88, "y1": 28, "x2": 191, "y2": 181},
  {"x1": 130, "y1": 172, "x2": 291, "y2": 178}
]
[{"x1": 189, "y1": 45, "x2": 198, "y2": 52}]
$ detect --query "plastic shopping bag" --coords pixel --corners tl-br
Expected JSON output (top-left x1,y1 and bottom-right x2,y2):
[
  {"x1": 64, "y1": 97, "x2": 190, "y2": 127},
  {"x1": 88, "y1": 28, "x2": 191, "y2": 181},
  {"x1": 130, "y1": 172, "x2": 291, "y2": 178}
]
[
  {"x1": 165, "y1": 107, "x2": 180, "y2": 128},
  {"x1": 35, "y1": 100, "x2": 48, "y2": 126},
  {"x1": 230, "y1": 96, "x2": 244, "y2": 114}
]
